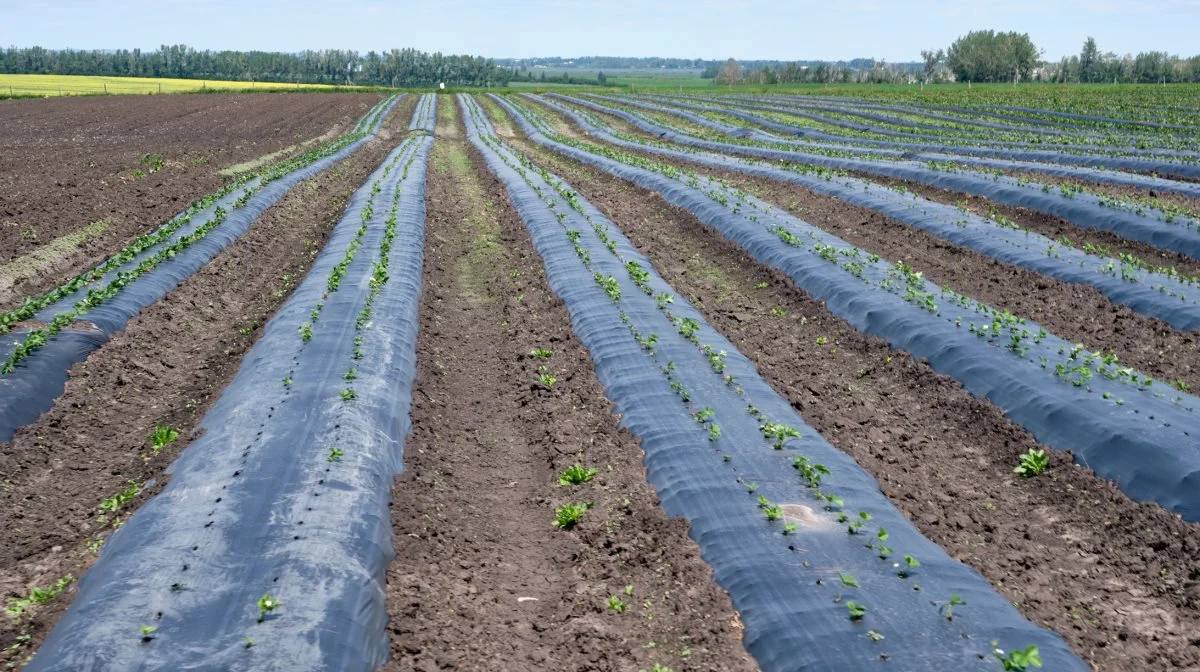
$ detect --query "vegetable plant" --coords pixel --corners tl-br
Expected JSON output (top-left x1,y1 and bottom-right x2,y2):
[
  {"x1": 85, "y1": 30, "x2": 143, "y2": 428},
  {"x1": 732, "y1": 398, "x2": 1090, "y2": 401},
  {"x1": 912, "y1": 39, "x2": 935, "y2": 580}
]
[
  {"x1": 530, "y1": 348, "x2": 553, "y2": 358},
  {"x1": 558, "y1": 464, "x2": 597, "y2": 486},
  {"x1": 140, "y1": 625, "x2": 157, "y2": 642},
  {"x1": 607, "y1": 595, "x2": 627, "y2": 613},
  {"x1": 149, "y1": 425, "x2": 179, "y2": 455},
  {"x1": 328, "y1": 447, "x2": 344, "y2": 463},
  {"x1": 257, "y1": 594, "x2": 281, "y2": 623},
  {"x1": 846, "y1": 601, "x2": 866, "y2": 621},
  {"x1": 993, "y1": 645, "x2": 1042, "y2": 671},
  {"x1": 1013, "y1": 449, "x2": 1049, "y2": 477},
  {"x1": 553, "y1": 502, "x2": 591, "y2": 529},
  {"x1": 937, "y1": 594, "x2": 966, "y2": 621}
]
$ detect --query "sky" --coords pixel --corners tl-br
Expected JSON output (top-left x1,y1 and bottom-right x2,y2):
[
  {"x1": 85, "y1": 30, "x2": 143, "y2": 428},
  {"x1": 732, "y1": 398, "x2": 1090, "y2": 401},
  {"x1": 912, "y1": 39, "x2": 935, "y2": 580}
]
[{"x1": 2, "y1": 0, "x2": 1198, "y2": 63}]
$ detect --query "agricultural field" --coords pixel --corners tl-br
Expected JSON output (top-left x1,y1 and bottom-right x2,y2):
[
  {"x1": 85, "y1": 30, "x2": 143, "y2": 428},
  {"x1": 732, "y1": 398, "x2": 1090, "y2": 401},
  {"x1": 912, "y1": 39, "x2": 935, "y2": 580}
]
[
  {"x1": 0, "y1": 74, "x2": 369, "y2": 98},
  {"x1": 2, "y1": 84, "x2": 1200, "y2": 672}
]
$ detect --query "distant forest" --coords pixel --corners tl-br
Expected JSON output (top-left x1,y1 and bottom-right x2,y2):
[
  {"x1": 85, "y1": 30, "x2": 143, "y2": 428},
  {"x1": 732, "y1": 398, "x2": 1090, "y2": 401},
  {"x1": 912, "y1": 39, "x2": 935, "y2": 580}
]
[{"x1": 0, "y1": 45, "x2": 511, "y2": 87}]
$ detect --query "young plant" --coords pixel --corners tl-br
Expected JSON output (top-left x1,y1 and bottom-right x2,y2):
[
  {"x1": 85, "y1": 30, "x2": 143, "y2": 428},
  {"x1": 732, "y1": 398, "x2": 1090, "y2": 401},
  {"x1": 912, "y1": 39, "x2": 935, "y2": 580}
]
[
  {"x1": 836, "y1": 571, "x2": 859, "y2": 603},
  {"x1": 537, "y1": 372, "x2": 557, "y2": 387},
  {"x1": 607, "y1": 595, "x2": 627, "y2": 614},
  {"x1": 339, "y1": 388, "x2": 357, "y2": 401},
  {"x1": 530, "y1": 348, "x2": 553, "y2": 359},
  {"x1": 896, "y1": 554, "x2": 920, "y2": 578},
  {"x1": 149, "y1": 425, "x2": 179, "y2": 454},
  {"x1": 327, "y1": 447, "x2": 344, "y2": 463},
  {"x1": 99, "y1": 481, "x2": 140, "y2": 514},
  {"x1": 770, "y1": 306, "x2": 787, "y2": 317},
  {"x1": 299, "y1": 322, "x2": 313, "y2": 343},
  {"x1": 761, "y1": 422, "x2": 801, "y2": 450},
  {"x1": 1013, "y1": 449, "x2": 1049, "y2": 477},
  {"x1": 140, "y1": 625, "x2": 157, "y2": 642},
  {"x1": 553, "y1": 502, "x2": 591, "y2": 529},
  {"x1": 993, "y1": 645, "x2": 1042, "y2": 671},
  {"x1": 846, "y1": 601, "x2": 866, "y2": 621},
  {"x1": 938, "y1": 594, "x2": 966, "y2": 621},
  {"x1": 558, "y1": 463, "x2": 597, "y2": 486},
  {"x1": 257, "y1": 594, "x2": 281, "y2": 623}
]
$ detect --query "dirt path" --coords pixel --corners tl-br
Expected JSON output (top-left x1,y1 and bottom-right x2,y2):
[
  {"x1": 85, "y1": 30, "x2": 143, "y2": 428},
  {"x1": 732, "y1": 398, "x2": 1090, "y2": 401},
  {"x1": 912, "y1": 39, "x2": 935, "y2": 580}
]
[
  {"x1": 0, "y1": 104, "x2": 407, "y2": 669},
  {"x1": 0, "y1": 92, "x2": 384, "y2": 305},
  {"x1": 488, "y1": 104, "x2": 1200, "y2": 671},
  {"x1": 518, "y1": 97, "x2": 1200, "y2": 396},
  {"x1": 382, "y1": 98, "x2": 755, "y2": 672}
]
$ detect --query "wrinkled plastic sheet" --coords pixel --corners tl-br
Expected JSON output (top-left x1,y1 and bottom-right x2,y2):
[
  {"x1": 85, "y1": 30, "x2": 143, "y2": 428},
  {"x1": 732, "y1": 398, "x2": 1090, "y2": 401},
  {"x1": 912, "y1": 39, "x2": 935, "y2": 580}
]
[
  {"x1": 626, "y1": 95, "x2": 1200, "y2": 190},
  {"x1": 687, "y1": 95, "x2": 1200, "y2": 161},
  {"x1": 644, "y1": 94, "x2": 1200, "y2": 170},
  {"x1": 556, "y1": 94, "x2": 1200, "y2": 262},
  {"x1": 508, "y1": 93, "x2": 1200, "y2": 522},
  {"x1": 0, "y1": 95, "x2": 404, "y2": 443},
  {"x1": 26, "y1": 99, "x2": 435, "y2": 672},
  {"x1": 459, "y1": 93, "x2": 1091, "y2": 671}
]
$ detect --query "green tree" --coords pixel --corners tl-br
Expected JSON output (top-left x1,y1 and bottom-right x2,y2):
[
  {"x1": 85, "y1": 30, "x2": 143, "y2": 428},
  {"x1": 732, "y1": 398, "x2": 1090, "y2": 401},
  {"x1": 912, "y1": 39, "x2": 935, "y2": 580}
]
[
  {"x1": 945, "y1": 30, "x2": 1042, "y2": 82},
  {"x1": 1080, "y1": 37, "x2": 1099, "y2": 82}
]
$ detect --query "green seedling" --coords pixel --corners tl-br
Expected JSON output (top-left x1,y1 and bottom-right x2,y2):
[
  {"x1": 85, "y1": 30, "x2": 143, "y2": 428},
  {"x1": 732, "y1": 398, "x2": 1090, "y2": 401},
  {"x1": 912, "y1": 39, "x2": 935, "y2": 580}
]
[
  {"x1": 244, "y1": 636, "x2": 255, "y2": 649},
  {"x1": 868, "y1": 630, "x2": 884, "y2": 642},
  {"x1": 607, "y1": 595, "x2": 627, "y2": 614},
  {"x1": 836, "y1": 571, "x2": 859, "y2": 603},
  {"x1": 897, "y1": 554, "x2": 920, "y2": 578},
  {"x1": 537, "y1": 372, "x2": 557, "y2": 387},
  {"x1": 339, "y1": 388, "x2": 357, "y2": 401},
  {"x1": 149, "y1": 425, "x2": 179, "y2": 454},
  {"x1": 343, "y1": 368, "x2": 357, "y2": 382},
  {"x1": 848, "y1": 510, "x2": 871, "y2": 535},
  {"x1": 99, "y1": 481, "x2": 140, "y2": 514},
  {"x1": 694, "y1": 407, "x2": 716, "y2": 423},
  {"x1": 771, "y1": 306, "x2": 787, "y2": 317},
  {"x1": 140, "y1": 625, "x2": 157, "y2": 642},
  {"x1": 257, "y1": 594, "x2": 281, "y2": 623},
  {"x1": 1013, "y1": 449, "x2": 1049, "y2": 477},
  {"x1": 763, "y1": 503, "x2": 783, "y2": 521},
  {"x1": 708, "y1": 423, "x2": 721, "y2": 442},
  {"x1": 558, "y1": 464, "x2": 597, "y2": 486},
  {"x1": 782, "y1": 522, "x2": 798, "y2": 536},
  {"x1": 553, "y1": 502, "x2": 591, "y2": 529},
  {"x1": 327, "y1": 447, "x2": 344, "y2": 463},
  {"x1": 299, "y1": 322, "x2": 313, "y2": 342},
  {"x1": 846, "y1": 601, "x2": 866, "y2": 621},
  {"x1": 761, "y1": 422, "x2": 801, "y2": 450},
  {"x1": 754, "y1": 282, "x2": 769, "y2": 289},
  {"x1": 816, "y1": 336, "x2": 829, "y2": 346},
  {"x1": 993, "y1": 644, "x2": 1042, "y2": 671},
  {"x1": 530, "y1": 348, "x2": 553, "y2": 359},
  {"x1": 4, "y1": 575, "x2": 74, "y2": 618},
  {"x1": 938, "y1": 594, "x2": 966, "y2": 621},
  {"x1": 282, "y1": 376, "x2": 293, "y2": 387}
]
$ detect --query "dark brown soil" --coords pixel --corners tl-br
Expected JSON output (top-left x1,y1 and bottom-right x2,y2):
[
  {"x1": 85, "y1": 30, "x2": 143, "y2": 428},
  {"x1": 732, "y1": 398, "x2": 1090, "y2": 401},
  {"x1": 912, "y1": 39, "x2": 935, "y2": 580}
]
[
  {"x1": 382, "y1": 98, "x2": 755, "y2": 672},
  {"x1": 520, "y1": 97, "x2": 1200, "y2": 396},
  {"x1": 0, "y1": 92, "x2": 383, "y2": 304},
  {"x1": 0, "y1": 103, "x2": 410, "y2": 668},
  {"x1": 487, "y1": 101, "x2": 1200, "y2": 672}
]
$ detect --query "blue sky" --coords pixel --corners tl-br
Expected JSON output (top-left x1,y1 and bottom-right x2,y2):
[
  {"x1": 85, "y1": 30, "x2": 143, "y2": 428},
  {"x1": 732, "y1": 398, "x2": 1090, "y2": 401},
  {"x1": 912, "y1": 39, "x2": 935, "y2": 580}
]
[{"x1": 3, "y1": 0, "x2": 1198, "y2": 62}]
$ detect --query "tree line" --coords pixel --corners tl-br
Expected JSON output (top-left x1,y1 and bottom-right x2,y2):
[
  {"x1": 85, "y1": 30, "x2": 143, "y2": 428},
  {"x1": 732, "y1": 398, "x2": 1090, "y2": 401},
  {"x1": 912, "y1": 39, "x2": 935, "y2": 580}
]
[{"x1": 0, "y1": 45, "x2": 511, "y2": 87}]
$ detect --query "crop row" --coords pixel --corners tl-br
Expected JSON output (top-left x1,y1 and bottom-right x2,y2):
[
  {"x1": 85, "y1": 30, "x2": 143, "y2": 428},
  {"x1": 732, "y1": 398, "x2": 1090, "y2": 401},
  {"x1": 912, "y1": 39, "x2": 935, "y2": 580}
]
[
  {"x1": 26, "y1": 96, "x2": 437, "y2": 672},
  {"x1": 494, "y1": 93, "x2": 1200, "y2": 525},
  {"x1": 0, "y1": 95, "x2": 404, "y2": 441},
  {"x1": 460, "y1": 93, "x2": 1088, "y2": 671}
]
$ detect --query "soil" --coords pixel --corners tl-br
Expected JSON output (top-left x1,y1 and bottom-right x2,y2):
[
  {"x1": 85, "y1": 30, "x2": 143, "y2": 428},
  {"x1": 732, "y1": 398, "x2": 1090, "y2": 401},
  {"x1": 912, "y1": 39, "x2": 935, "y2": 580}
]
[
  {"x1": 487, "y1": 99, "x2": 1200, "y2": 672},
  {"x1": 520, "y1": 97, "x2": 1200, "y2": 396},
  {"x1": 381, "y1": 98, "x2": 756, "y2": 671},
  {"x1": 0, "y1": 92, "x2": 383, "y2": 305},
  {"x1": 0, "y1": 97, "x2": 414, "y2": 668}
]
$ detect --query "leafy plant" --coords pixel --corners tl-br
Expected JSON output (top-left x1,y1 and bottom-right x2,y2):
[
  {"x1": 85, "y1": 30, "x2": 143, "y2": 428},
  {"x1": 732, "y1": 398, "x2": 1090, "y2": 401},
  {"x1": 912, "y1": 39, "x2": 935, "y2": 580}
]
[
  {"x1": 993, "y1": 645, "x2": 1042, "y2": 671},
  {"x1": 4, "y1": 575, "x2": 74, "y2": 618},
  {"x1": 607, "y1": 595, "x2": 627, "y2": 614},
  {"x1": 343, "y1": 368, "x2": 357, "y2": 382},
  {"x1": 553, "y1": 502, "x2": 591, "y2": 529},
  {"x1": 938, "y1": 594, "x2": 966, "y2": 621},
  {"x1": 530, "y1": 348, "x2": 553, "y2": 359},
  {"x1": 1013, "y1": 449, "x2": 1049, "y2": 477},
  {"x1": 771, "y1": 306, "x2": 787, "y2": 317},
  {"x1": 99, "y1": 480, "x2": 140, "y2": 514},
  {"x1": 244, "y1": 636, "x2": 255, "y2": 649},
  {"x1": 897, "y1": 554, "x2": 920, "y2": 578},
  {"x1": 761, "y1": 422, "x2": 801, "y2": 450},
  {"x1": 537, "y1": 372, "x2": 557, "y2": 387},
  {"x1": 846, "y1": 601, "x2": 866, "y2": 621},
  {"x1": 328, "y1": 447, "x2": 344, "y2": 463},
  {"x1": 257, "y1": 594, "x2": 281, "y2": 623},
  {"x1": 868, "y1": 630, "x2": 884, "y2": 642},
  {"x1": 149, "y1": 425, "x2": 179, "y2": 455},
  {"x1": 299, "y1": 322, "x2": 313, "y2": 342},
  {"x1": 140, "y1": 625, "x2": 157, "y2": 642},
  {"x1": 558, "y1": 464, "x2": 597, "y2": 486},
  {"x1": 754, "y1": 282, "x2": 769, "y2": 289},
  {"x1": 282, "y1": 376, "x2": 293, "y2": 387},
  {"x1": 339, "y1": 388, "x2": 357, "y2": 401}
]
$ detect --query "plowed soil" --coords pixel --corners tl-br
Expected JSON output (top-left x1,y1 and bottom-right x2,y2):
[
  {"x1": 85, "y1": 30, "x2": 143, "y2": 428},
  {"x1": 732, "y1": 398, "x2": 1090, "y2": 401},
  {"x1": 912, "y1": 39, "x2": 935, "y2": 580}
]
[
  {"x1": 0, "y1": 97, "x2": 412, "y2": 668},
  {"x1": 489, "y1": 98, "x2": 1200, "y2": 672},
  {"x1": 0, "y1": 92, "x2": 382, "y2": 304},
  {"x1": 381, "y1": 98, "x2": 755, "y2": 671}
]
